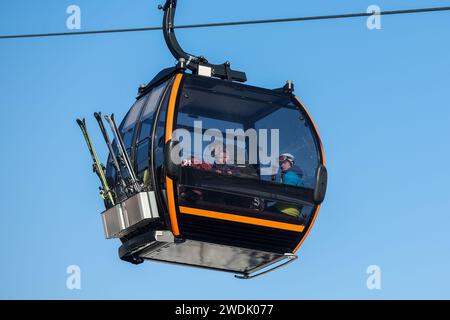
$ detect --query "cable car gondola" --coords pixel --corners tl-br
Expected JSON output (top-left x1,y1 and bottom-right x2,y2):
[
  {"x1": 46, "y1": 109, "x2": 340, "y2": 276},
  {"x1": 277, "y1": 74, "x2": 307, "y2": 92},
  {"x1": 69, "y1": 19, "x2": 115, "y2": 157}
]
[{"x1": 77, "y1": 0, "x2": 327, "y2": 278}]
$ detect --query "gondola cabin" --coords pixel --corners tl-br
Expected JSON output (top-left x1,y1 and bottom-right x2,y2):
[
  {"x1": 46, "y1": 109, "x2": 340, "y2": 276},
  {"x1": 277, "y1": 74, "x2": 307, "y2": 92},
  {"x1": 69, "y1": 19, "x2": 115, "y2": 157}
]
[
  {"x1": 100, "y1": 68, "x2": 327, "y2": 278},
  {"x1": 77, "y1": 0, "x2": 327, "y2": 278}
]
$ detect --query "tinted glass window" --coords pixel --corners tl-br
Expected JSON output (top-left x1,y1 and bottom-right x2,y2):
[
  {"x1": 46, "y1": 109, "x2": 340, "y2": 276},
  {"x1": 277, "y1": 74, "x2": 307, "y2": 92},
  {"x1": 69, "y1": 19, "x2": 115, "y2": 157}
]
[
  {"x1": 133, "y1": 80, "x2": 170, "y2": 184},
  {"x1": 141, "y1": 82, "x2": 167, "y2": 119},
  {"x1": 122, "y1": 97, "x2": 146, "y2": 130},
  {"x1": 120, "y1": 95, "x2": 147, "y2": 150},
  {"x1": 136, "y1": 139, "x2": 149, "y2": 177},
  {"x1": 254, "y1": 103, "x2": 319, "y2": 188},
  {"x1": 139, "y1": 81, "x2": 168, "y2": 142},
  {"x1": 174, "y1": 76, "x2": 320, "y2": 224},
  {"x1": 152, "y1": 81, "x2": 172, "y2": 209},
  {"x1": 176, "y1": 113, "x2": 247, "y2": 164}
]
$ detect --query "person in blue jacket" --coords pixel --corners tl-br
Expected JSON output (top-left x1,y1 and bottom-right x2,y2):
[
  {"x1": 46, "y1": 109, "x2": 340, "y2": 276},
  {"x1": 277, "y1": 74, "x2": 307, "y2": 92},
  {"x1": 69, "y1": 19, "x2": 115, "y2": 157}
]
[
  {"x1": 279, "y1": 153, "x2": 304, "y2": 187},
  {"x1": 272, "y1": 153, "x2": 304, "y2": 218}
]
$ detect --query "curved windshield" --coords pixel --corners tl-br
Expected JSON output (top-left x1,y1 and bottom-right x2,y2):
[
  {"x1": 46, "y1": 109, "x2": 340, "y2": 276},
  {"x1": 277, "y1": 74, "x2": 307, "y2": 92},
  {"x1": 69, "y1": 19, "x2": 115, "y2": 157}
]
[
  {"x1": 174, "y1": 75, "x2": 321, "y2": 224},
  {"x1": 254, "y1": 102, "x2": 319, "y2": 188}
]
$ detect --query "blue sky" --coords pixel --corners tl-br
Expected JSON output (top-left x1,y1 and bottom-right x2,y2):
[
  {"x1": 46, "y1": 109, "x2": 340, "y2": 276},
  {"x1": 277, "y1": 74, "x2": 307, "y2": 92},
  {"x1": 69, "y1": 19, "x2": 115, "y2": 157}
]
[{"x1": 0, "y1": 0, "x2": 449, "y2": 299}]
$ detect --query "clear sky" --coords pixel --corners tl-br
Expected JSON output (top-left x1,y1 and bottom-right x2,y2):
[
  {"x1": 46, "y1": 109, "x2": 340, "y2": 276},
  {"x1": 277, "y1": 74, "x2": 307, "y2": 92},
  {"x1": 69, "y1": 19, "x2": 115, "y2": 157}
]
[{"x1": 1, "y1": 0, "x2": 449, "y2": 299}]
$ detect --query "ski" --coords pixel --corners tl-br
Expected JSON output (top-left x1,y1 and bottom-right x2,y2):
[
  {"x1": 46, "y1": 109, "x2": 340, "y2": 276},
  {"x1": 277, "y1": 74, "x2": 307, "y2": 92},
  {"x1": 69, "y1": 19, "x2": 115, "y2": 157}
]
[
  {"x1": 76, "y1": 118, "x2": 115, "y2": 207},
  {"x1": 104, "y1": 114, "x2": 142, "y2": 193},
  {"x1": 93, "y1": 112, "x2": 128, "y2": 192}
]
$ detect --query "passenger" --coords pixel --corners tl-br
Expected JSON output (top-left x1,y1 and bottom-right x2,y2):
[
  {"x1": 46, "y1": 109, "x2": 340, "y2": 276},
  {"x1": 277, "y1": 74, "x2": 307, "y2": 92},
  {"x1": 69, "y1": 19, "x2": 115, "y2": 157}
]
[
  {"x1": 181, "y1": 145, "x2": 256, "y2": 177},
  {"x1": 211, "y1": 148, "x2": 240, "y2": 176},
  {"x1": 270, "y1": 153, "x2": 304, "y2": 218},
  {"x1": 279, "y1": 153, "x2": 304, "y2": 187},
  {"x1": 179, "y1": 146, "x2": 261, "y2": 210}
]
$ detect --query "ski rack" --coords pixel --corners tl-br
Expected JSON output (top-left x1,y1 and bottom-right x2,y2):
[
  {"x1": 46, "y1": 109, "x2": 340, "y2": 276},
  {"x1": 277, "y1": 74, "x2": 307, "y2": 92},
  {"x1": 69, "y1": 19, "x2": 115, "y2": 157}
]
[
  {"x1": 159, "y1": 0, "x2": 247, "y2": 82},
  {"x1": 102, "y1": 191, "x2": 160, "y2": 239}
]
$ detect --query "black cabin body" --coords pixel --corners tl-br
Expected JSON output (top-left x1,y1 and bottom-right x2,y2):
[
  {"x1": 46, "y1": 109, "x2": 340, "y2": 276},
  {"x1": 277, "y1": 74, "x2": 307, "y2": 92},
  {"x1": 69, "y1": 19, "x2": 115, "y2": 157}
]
[
  {"x1": 101, "y1": 66, "x2": 327, "y2": 277},
  {"x1": 77, "y1": 0, "x2": 328, "y2": 278}
]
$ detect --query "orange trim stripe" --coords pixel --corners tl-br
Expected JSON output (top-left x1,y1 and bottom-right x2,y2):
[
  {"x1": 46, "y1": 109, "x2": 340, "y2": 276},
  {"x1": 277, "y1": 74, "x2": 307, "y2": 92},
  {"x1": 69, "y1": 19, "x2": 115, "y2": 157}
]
[
  {"x1": 179, "y1": 206, "x2": 305, "y2": 233},
  {"x1": 164, "y1": 73, "x2": 183, "y2": 237},
  {"x1": 165, "y1": 74, "x2": 183, "y2": 143},
  {"x1": 166, "y1": 177, "x2": 180, "y2": 236}
]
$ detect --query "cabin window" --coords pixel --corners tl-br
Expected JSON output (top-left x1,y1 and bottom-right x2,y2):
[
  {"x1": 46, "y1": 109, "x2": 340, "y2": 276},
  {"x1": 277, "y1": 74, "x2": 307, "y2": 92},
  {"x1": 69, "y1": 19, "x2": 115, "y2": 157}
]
[
  {"x1": 120, "y1": 95, "x2": 147, "y2": 151},
  {"x1": 254, "y1": 102, "x2": 319, "y2": 189},
  {"x1": 135, "y1": 80, "x2": 170, "y2": 183},
  {"x1": 138, "y1": 81, "x2": 168, "y2": 142},
  {"x1": 174, "y1": 75, "x2": 321, "y2": 224}
]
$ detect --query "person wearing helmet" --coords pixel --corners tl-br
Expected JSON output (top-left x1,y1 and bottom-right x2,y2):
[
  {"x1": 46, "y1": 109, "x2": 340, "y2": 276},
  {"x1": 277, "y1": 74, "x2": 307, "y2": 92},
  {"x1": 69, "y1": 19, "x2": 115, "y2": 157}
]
[
  {"x1": 279, "y1": 153, "x2": 304, "y2": 187},
  {"x1": 270, "y1": 153, "x2": 304, "y2": 219}
]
